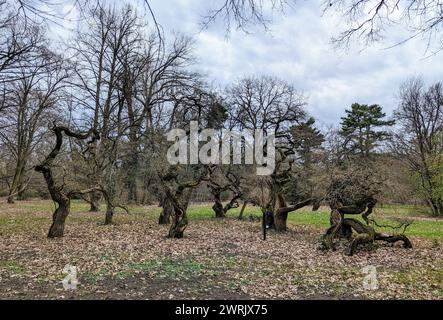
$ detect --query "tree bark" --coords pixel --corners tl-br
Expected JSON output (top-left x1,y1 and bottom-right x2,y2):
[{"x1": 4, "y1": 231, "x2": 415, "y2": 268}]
[
  {"x1": 212, "y1": 192, "x2": 226, "y2": 218},
  {"x1": 89, "y1": 192, "x2": 101, "y2": 212},
  {"x1": 35, "y1": 125, "x2": 100, "y2": 238},
  {"x1": 47, "y1": 198, "x2": 70, "y2": 238},
  {"x1": 274, "y1": 211, "x2": 288, "y2": 232},
  {"x1": 168, "y1": 206, "x2": 188, "y2": 239},
  {"x1": 274, "y1": 198, "x2": 314, "y2": 232},
  {"x1": 105, "y1": 205, "x2": 114, "y2": 225},
  {"x1": 159, "y1": 196, "x2": 173, "y2": 225},
  {"x1": 238, "y1": 201, "x2": 247, "y2": 220}
]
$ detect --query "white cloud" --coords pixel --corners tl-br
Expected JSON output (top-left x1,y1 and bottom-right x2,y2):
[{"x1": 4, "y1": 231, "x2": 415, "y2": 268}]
[{"x1": 51, "y1": 0, "x2": 443, "y2": 125}]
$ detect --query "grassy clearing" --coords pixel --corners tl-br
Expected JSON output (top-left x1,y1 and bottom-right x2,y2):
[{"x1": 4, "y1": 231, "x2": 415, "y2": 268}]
[
  {"x1": 220, "y1": 205, "x2": 443, "y2": 241},
  {"x1": 0, "y1": 199, "x2": 442, "y2": 241},
  {"x1": 0, "y1": 199, "x2": 442, "y2": 300}
]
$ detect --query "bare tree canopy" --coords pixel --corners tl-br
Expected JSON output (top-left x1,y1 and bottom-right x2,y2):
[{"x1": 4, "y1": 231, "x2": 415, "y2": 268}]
[
  {"x1": 202, "y1": 0, "x2": 294, "y2": 31},
  {"x1": 325, "y1": 0, "x2": 443, "y2": 51}
]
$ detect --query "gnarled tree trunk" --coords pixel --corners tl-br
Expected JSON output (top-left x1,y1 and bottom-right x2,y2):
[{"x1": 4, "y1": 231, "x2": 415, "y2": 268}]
[
  {"x1": 321, "y1": 209, "x2": 413, "y2": 255},
  {"x1": 168, "y1": 205, "x2": 188, "y2": 239},
  {"x1": 159, "y1": 196, "x2": 173, "y2": 225},
  {"x1": 212, "y1": 192, "x2": 226, "y2": 218},
  {"x1": 35, "y1": 125, "x2": 100, "y2": 238},
  {"x1": 274, "y1": 211, "x2": 288, "y2": 231},
  {"x1": 89, "y1": 192, "x2": 101, "y2": 212},
  {"x1": 47, "y1": 197, "x2": 71, "y2": 238},
  {"x1": 273, "y1": 197, "x2": 315, "y2": 232}
]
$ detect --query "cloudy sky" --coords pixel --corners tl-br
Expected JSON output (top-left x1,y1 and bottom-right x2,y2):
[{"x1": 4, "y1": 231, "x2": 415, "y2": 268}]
[{"x1": 56, "y1": 0, "x2": 442, "y2": 127}]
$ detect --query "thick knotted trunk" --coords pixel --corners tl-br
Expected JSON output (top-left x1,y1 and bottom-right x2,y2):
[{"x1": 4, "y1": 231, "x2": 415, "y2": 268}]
[
  {"x1": 212, "y1": 192, "x2": 225, "y2": 218},
  {"x1": 273, "y1": 198, "x2": 314, "y2": 232},
  {"x1": 344, "y1": 218, "x2": 412, "y2": 256},
  {"x1": 274, "y1": 211, "x2": 287, "y2": 232},
  {"x1": 320, "y1": 209, "x2": 343, "y2": 251},
  {"x1": 168, "y1": 206, "x2": 188, "y2": 239},
  {"x1": 330, "y1": 215, "x2": 352, "y2": 239},
  {"x1": 159, "y1": 196, "x2": 173, "y2": 225},
  {"x1": 89, "y1": 192, "x2": 101, "y2": 212},
  {"x1": 47, "y1": 198, "x2": 71, "y2": 238},
  {"x1": 35, "y1": 125, "x2": 100, "y2": 238},
  {"x1": 321, "y1": 210, "x2": 413, "y2": 255},
  {"x1": 212, "y1": 189, "x2": 241, "y2": 219},
  {"x1": 104, "y1": 203, "x2": 114, "y2": 225}
]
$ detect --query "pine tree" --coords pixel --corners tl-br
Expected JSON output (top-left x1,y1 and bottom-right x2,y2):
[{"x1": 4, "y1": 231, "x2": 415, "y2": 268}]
[{"x1": 340, "y1": 103, "x2": 395, "y2": 157}]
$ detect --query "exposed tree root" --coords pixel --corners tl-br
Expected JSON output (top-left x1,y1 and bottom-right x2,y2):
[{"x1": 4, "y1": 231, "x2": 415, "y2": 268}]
[{"x1": 320, "y1": 210, "x2": 413, "y2": 256}]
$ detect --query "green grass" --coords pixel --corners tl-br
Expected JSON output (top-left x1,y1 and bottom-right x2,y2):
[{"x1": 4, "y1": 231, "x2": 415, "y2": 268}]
[
  {"x1": 189, "y1": 205, "x2": 443, "y2": 241},
  {"x1": 0, "y1": 261, "x2": 26, "y2": 274},
  {"x1": 391, "y1": 268, "x2": 443, "y2": 298},
  {"x1": 1, "y1": 199, "x2": 442, "y2": 241},
  {"x1": 80, "y1": 258, "x2": 205, "y2": 283},
  {"x1": 82, "y1": 270, "x2": 108, "y2": 283}
]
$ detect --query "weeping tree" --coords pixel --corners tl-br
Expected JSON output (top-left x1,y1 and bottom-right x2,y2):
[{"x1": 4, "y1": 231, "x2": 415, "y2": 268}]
[{"x1": 35, "y1": 124, "x2": 100, "y2": 238}]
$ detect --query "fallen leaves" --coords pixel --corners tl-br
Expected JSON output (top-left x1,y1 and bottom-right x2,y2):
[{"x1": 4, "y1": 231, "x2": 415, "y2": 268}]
[{"x1": 0, "y1": 203, "x2": 442, "y2": 300}]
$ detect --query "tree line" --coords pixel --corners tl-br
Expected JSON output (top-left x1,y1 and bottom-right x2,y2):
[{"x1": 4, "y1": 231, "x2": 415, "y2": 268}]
[{"x1": 0, "y1": 1, "x2": 441, "y2": 251}]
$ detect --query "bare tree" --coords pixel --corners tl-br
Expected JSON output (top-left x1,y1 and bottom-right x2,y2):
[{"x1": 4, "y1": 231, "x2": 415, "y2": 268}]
[
  {"x1": 203, "y1": 0, "x2": 293, "y2": 32},
  {"x1": 227, "y1": 76, "x2": 318, "y2": 231},
  {"x1": 0, "y1": 29, "x2": 68, "y2": 203},
  {"x1": 325, "y1": 0, "x2": 443, "y2": 52},
  {"x1": 394, "y1": 77, "x2": 443, "y2": 216},
  {"x1": 207, "y1": 165, "x2": 244, "y2": 218},
  {"x1": 158, "y1": 165, "x2": 208, "y2": 238},
  {"x1": 70, "y1": 3, "x2": 195, "y2": 217},
  {"x1": 35, "y1": 124, "x2": 100, "y2": 238},
  {"x1": 69, "y1": 3, "x2": 144, "y2": 216},
  {"x1": 123, "y1": 35, "x2": 194, "y2": 203}
]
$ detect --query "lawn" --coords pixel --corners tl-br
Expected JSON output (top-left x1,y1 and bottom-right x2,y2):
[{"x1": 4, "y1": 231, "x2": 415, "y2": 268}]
[
  {"x1": 0, "y1": 199, "x2": 442, "y2": 300},
  {"x1": 188, "y1": 204, "x2": 443, "y2": 242}
]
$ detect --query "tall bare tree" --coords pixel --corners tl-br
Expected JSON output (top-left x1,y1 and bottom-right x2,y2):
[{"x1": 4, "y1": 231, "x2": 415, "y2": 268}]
[
  {"x1": 394, "y1": 77, "x2": 443, "y2": 216},
  {"x1": 228, "y1": 76, "x2": 318, "y2": 231},
  {"x1": 35, "y1": 124, "x2": 100, "y2": 238},
  {"x1": 0, "y1": 27, "x2": 68, "y2": 203}
]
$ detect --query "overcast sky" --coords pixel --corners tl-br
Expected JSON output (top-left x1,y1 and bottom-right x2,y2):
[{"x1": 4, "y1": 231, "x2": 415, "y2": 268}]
[{"x1": 56, "y1": 0, "x2": 443, "y2": 127}]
